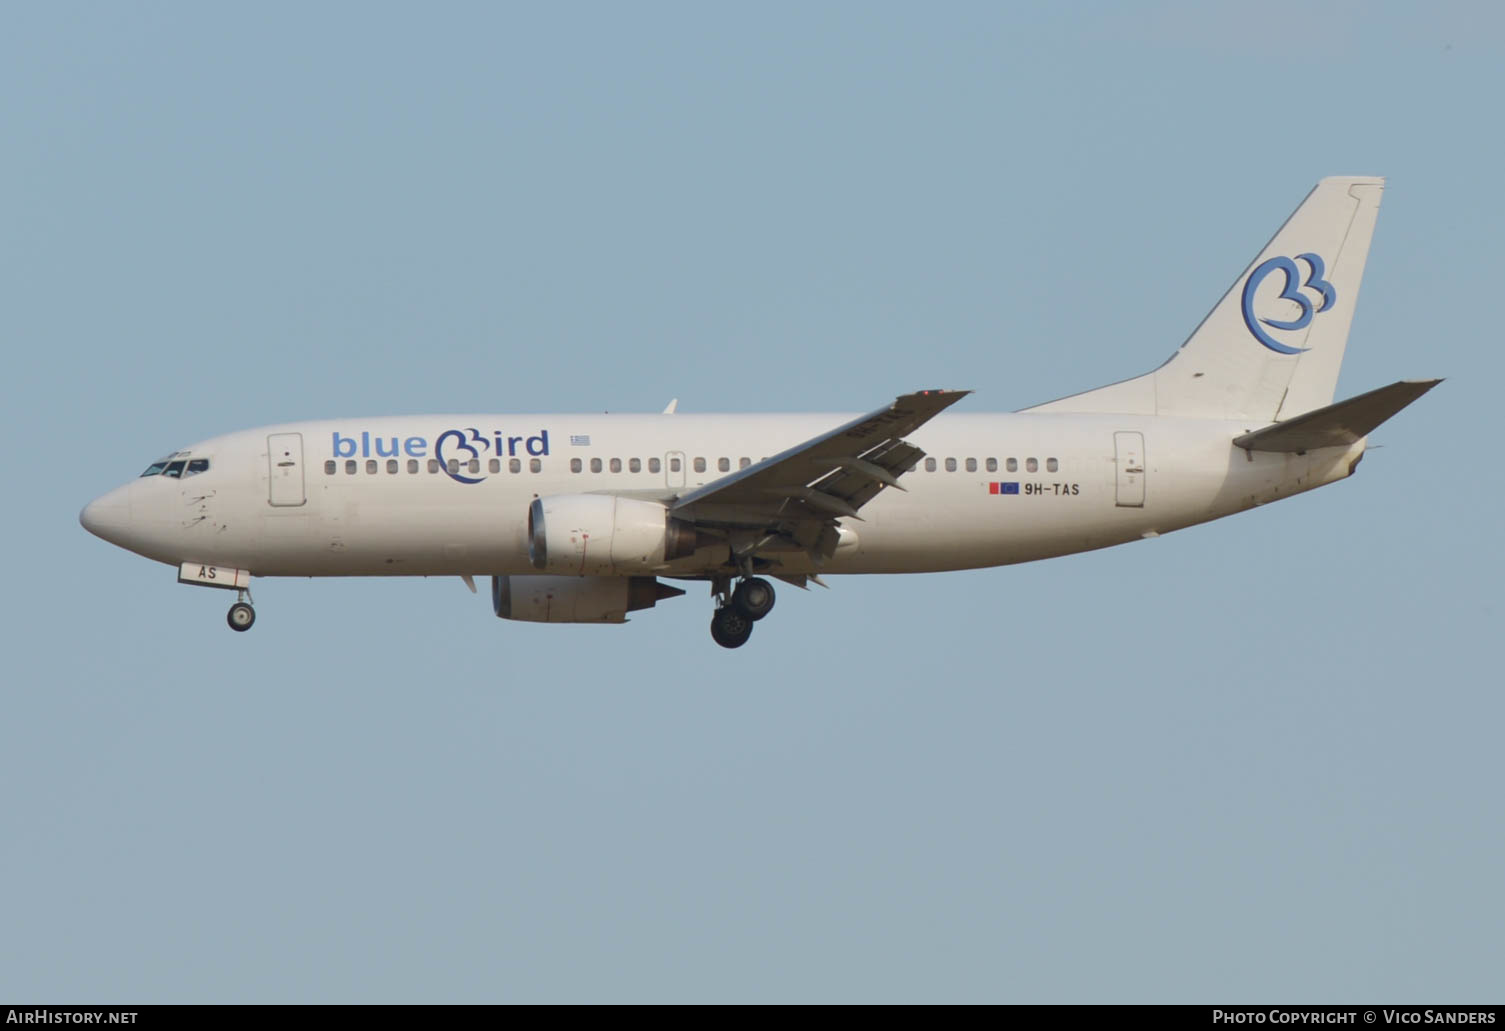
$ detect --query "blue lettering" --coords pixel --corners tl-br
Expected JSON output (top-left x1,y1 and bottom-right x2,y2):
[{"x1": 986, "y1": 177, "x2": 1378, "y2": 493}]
[{"x1": 335, "y1": 429, "x2": 547, "y2": 465}]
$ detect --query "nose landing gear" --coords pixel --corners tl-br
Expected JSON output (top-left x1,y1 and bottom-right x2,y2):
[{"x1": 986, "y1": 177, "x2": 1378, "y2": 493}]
[
  {"x1": 176, "y1": 564, "x2": 258, "y2": 632},
  {"x1": 710, "y1": 576, "x2": 776, "y2": 649},
  {"x1": 226, "y1": 588, "x2": 256, "y2": 632}
]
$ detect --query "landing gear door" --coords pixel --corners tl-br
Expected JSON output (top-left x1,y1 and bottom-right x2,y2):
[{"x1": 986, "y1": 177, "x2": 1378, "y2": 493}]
[
  {"x1": 268, "y1": 433, "x2": 306, "y2": 507},
  {"x1": 1114, "y1": 431, "x2": 1145, "y2": 508}
]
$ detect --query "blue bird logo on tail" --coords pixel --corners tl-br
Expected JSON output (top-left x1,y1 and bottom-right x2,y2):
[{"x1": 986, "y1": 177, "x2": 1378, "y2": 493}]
[{"x1": 1240, "y1": 253, "x2": 1336, "y2": 355}]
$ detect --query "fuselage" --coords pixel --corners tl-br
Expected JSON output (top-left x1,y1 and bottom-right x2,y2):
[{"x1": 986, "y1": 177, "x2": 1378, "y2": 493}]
[{"x1": 80, "y1": 410, "x2": 1365, "y2": 580}]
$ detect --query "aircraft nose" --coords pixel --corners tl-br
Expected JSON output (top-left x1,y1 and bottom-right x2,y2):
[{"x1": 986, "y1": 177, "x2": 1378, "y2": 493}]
[{"x1": 80, "y1": 484, "x2": 132, "y2": 543}]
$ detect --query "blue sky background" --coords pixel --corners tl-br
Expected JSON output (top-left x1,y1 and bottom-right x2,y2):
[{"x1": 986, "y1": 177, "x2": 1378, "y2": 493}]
[{"x1": 3, "y1": 1, "x2": 1501, "y2": 1003}]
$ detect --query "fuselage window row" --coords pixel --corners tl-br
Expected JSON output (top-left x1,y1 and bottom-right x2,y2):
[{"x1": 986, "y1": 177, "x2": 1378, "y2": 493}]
[
  {"x1": 317, "y1": 454, "x2": 1059, "y2": 480},
  {"x1": 562, "y1": 456, "x2": 749, "y2": 476},
  {"x1": 324, "y1": 458, "x2": 544, "y2": 476},
  {"x1": 921, "y1": 457, "x2": 1059, "y2": 473}
]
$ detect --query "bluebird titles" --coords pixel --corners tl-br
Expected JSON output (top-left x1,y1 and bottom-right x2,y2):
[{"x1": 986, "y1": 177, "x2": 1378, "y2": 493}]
[{"x1": 331, "y1": 429, "x2": 550, "y2": 459}]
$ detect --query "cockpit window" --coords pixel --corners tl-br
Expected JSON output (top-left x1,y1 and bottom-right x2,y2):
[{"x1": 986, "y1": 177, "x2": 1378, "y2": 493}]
[{"x1": 140, "y1": 450, "x2": 197, "y2": 478}]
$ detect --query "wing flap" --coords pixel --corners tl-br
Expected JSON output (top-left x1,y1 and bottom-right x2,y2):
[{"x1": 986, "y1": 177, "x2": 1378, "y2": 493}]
[
  {"x1": 672, "y1": 390, "x2": 968, "y2": 529},
  {"x1": 806, "y1": 440, "x2": 925, "y2": 511}
]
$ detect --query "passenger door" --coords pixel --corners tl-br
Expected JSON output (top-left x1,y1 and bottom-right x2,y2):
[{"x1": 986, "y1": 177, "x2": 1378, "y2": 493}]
[
  {"x1": 267, "y1": 433, "x2": 306, "y2": 507},
  {"x1": 1114, "y1": 431, "x2": 1145, "y2": 508}
]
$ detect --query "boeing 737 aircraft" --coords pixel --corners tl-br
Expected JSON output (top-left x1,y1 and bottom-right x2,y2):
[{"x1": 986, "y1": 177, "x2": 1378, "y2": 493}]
[{"x1": 81, "y1": 177, "x2": 1438, "y2": 648}]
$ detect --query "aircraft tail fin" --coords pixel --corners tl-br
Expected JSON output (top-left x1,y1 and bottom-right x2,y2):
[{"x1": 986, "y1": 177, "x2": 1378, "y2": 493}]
[
  {"x1": 1026, "y1": 176, "x2": 1386, "y2": 423},
  {"x1": 1233, "y1": 379, "x2": 1441, "y2": 453}
]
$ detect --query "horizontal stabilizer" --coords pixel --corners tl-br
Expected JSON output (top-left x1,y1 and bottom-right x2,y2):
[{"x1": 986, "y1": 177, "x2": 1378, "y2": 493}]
[{"x1": 1233, "y1": 379, "x2": 1441, "y2": 452}]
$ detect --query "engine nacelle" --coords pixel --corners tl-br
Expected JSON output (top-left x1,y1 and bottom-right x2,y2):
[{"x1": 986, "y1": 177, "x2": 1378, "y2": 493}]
[
  {"x1": 493, "y1": 575, "x2": 685, "y2": 624},
  {"x1": 527, "y1": 494, "x2": 699, "y2": 575}
]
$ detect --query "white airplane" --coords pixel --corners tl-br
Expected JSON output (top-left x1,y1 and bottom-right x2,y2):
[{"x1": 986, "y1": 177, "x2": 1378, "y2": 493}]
[{"x1": 81, "y1": 176, "x2": 1437, "y2": 648}]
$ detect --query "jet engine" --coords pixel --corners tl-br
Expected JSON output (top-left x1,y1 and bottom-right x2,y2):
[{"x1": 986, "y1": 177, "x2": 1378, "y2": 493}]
[
  {"x1": 527, "y1": 495, "x2": 701, "y2": 575},
  {"x1": 492, "y1": 574, "x2": 686, "y2": 624}
]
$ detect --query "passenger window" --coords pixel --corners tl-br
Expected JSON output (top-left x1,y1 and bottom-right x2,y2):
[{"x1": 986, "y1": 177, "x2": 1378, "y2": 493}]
[
  {"x1": 509, "y1": 458, "x2": 521, "y2": 474},
  {"x1": 367, "y1": 459, "x2": 378, "y2": 474},
  {"x1": 467, "y1": 459, "x2": 480, "y2": 474},
  {"x1": 324, "y1": 460, "x2": 336, "y2": 475},
  {"x1": 924, "y1": 457, "x2": 936, "y2": 472},
  {"x1": 739, "y1": 457, "x2": 750, "y2": 469},
  {"x1": 428, "y1": 459, "x2": 440, "y2": 473},
  {"x1": 1006, "y1": 458, "x2": 1018, "y2": 473},
  {"x1": 694, "y1": 457, "x2": 706, "y2": 473},
  {"x1": 529, "y1": 458, "x2": 541, "y2": 473},
  {"x1": 1026, "y1": 458, "x2": 1038, "y2": 473},
  {"x1": 407, "y1": 459, "x2": 419, "y2": 474},
  {"x1": 717, "y1": 457, "x2": 730, "y2": 472},
  {"x1": 965, "y1": 458, "x2": 977, "y2": 473},
  {"x1": 163, "y1": 460, "x2": 186, "y2": 478},
  {"x1": 489, "y1": 458, "x2": 500, "y2": 473},
  {"x1": 610, "y1": 458, "x2": 622, "y2": 473},
  {"x1": 649, "y1": 457, "x2": 661, "y2": 473},
  {"x1": 670, "y1": 457, "x2": 681, "y2": 472},
  {"x1": 346, "y1": 460, "x2": 358, "y2": 474},
  {"x1": 447, "y1": 459, "x2": 459, "y2": 474},
  {"x1": 185, "y1": 458, "x2": 209, "y2": 476},
  {"x1": 629, "y1": 457, "x2": 641, "y2": 473},
  {"x1": 1046, "y1": 458, "x2": 1058, "y2": 472},
  {"x1": 570, "y1": 458, "x2": 583, "y2": 473},
  {"x1": 986, "y1": 458, "x2": 997, "y2": 472},
  {"x1": 590, "y1": 458, "x2": 602, "y2": 473},
  {"x1": 387, "y1": 459, "x2": 398, "y2": 474},
  {"x1": 945, "y1": 458, "x2": 957, "y2": 472}
]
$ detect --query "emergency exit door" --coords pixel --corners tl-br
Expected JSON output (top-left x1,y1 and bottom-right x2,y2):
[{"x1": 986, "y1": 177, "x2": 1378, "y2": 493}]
[
  {"x1": 1114, "y1": 431, "x2": 1145, "y2": 508},
  {"x1": 665, "y1": 450, "x2": 687, "y2": 489},
  {"x1": 267, "y1": 433, "x2": 306, "y2": 507}
]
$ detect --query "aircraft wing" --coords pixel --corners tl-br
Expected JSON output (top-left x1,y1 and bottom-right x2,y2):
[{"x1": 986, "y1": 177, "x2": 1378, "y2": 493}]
[{"x1": 671, "y1": 390, "x2": 969, "y2": 551}]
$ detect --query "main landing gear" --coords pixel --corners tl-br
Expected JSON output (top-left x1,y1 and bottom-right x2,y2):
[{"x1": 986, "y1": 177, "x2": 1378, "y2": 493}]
[
  {"x1": 226, "y1": 588, "x2": 256, "y2": 632},
  {"x1": 709, "y1": 576, "x2": 776, "y2": 649},
  {"x1": 733, "y1": 577, "x2": 776, "y2": 621}
]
